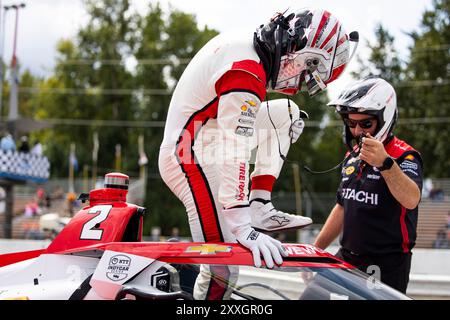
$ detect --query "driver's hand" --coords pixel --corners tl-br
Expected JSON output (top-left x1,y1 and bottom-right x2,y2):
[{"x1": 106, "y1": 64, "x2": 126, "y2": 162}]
[
  {"x1": 235, "y1": 227, "x2": 288, "y2": 268},
  {"x1": 289, "y1": 118, "x2": 305, "y2": 144}
]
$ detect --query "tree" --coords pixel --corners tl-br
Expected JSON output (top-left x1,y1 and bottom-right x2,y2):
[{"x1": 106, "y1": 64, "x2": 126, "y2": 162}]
[
  {"x1": 31, "y1": 0, "x2": 144, "y2": 182},
  {"x1": 75, "y1": 0, "x2": 139, "y2": 173},
  {"x1": 396, "y1": 0, "x2": 450, "y2": 177},
  {"x1": 163, "y1": 9, "x2": 218, "y2": 84},
  {"x1": 351, "y1": 24, "x2": 403, "y2": 83}
]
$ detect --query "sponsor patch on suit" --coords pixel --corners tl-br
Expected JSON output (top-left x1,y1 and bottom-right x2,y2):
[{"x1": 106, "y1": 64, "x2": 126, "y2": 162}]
[{"x1": 235, "y1": 126, "x2": 254, "y2": 137}]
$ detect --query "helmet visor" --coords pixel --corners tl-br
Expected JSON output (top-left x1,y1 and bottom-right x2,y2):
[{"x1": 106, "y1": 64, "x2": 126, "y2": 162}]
[
  {"x1": 272, "y1": 54, "x2": 304, "y2": 95},
  {"x1": 272, "y1": 49, "x2": 330, "y2": 96}
]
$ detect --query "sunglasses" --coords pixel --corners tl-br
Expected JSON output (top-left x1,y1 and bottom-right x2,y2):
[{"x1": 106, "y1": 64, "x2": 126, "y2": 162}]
[{"x1": 344, "y1": 117, "x2": 376, "y2": 129}]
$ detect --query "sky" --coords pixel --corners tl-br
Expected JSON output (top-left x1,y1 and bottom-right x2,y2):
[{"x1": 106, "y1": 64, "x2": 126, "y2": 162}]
[{"x1": 0, "y1": 0, "x2": 433, "y2": 100}]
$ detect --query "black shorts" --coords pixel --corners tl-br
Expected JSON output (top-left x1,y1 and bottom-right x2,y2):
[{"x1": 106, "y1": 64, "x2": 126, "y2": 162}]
[{"x1": 336, "y1": 247, "x2": 412, "y2": 294}]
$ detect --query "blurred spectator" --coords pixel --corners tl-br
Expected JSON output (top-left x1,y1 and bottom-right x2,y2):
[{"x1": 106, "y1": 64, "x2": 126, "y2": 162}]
[
  {"x1": 42, "y1": 229, "x2": 57, "y2": 240},
  {"x1": 0, "y1": 187, "x2": 5, "y2": 214},
  {"x1": 0, "y1": 133, "x2": 16, "y2": 151},
  {"x1": 433, "y1": 229, "x2": 450, "y2": 249},
  {"x1": 447, "y1": 211, "x2": 450, "y2": 229},
  {"x1": 447, "y1": 211, "x2": 450, "y2": 244},
  {"x1": 45, "y1": 194, "x2": 52, "y2": 209},
  {"x1": 168, "y1": 227, "x2": 181, "y2": 241},
  {"x1": 24, "y1": 199, "x2": 41, "y2": 217},
  {"x1": 429, "y1": 187, "x2": 444, "y2": 201},
  {"x1": 150, "y1": 226, "x2": 161, "y2": 242},
  {"x1": 66, "y1": 192, "x2": 78, "y2": 216},
  {"x1": 23, "y1": 221, "x2": 44, "y2": 240},
  {"x1": 31, "y1": 141, "x2": 43, "y2": 156},
  {"x1": 36, "y1": 187, "x2": 46, "y2": 207},
  {"x1": 18, "y1": 136, "x2": 30, "y2": 153},
  {"x1": 422, "y1": 178, "x2": 433, "y2": 198}
]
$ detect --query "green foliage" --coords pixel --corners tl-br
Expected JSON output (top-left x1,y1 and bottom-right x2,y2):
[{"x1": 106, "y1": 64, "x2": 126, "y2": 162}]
[
  {"x1": 351, "y1": 0, "x2": 449, "y2": 177},
  {"x1": 396, "y1": 0, "x2": 450, "y2": 177},
  {"x1": 351, "y1": 24, "x2": 403, "y2": 83}
]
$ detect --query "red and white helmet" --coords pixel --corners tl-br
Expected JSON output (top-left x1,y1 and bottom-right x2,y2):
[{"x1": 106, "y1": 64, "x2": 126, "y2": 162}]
[{"x1": 255, "y1": 8, "x2": 359, "y2": 96}]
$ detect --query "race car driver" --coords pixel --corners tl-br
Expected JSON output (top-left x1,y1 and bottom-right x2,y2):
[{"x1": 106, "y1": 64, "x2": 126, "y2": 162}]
[
  {"x1": 158, "y1": 8, "x2": 358, "y2": 299},
  {"x1": 314, "y1": 77, "x2": 423, "y2": 293}
]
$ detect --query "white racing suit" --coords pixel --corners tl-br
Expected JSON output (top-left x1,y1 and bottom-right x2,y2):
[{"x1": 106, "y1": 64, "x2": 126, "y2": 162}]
[{"x1": 158, "y1": 33, "x2": 301, "y2": 300}]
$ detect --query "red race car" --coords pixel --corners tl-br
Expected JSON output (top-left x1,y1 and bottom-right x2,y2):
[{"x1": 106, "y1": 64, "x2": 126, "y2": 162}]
[{"x1": 0, "y1": 173, "x2": 409, "y2": 300}]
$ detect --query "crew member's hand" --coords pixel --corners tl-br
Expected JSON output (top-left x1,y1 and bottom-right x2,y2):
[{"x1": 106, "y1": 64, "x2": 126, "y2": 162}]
[
  {"x1": 289, "y1": 118, "x2": 305, "y2": 143},
  {"x1": 235, "y1": 227, "x2": 287, "y2": 268},
  {"x1": 359, "y1": 133, "x2": 389, "y2": 167}
]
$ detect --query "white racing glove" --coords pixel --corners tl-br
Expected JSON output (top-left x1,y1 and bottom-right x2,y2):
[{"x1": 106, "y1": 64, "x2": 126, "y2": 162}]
[
  {"x1": 289, "y1": 110, "x2": 308, "y2": 144},
  {"x1": 223, "y1": 207, "x2": 288, "y2": 268}
]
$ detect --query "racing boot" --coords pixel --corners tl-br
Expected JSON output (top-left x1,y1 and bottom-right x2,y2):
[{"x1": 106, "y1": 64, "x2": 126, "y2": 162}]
[{"x1": 250, "y1": 198, "x2": 313, "y2": 232}]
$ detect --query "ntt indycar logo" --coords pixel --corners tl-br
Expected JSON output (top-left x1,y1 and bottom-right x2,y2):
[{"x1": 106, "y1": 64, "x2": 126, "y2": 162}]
[
  {"x1": 106, "y1": 255, "x2": 131, "y2": 281},
  {"x1": 341, "y1": 188, "x2": 379, "y2": 205}
]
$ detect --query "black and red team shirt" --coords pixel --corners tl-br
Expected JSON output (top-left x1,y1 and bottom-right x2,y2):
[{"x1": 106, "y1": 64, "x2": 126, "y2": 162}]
[{"x1": 336, "y1": 136, "x2": 423, "y2": 255}]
